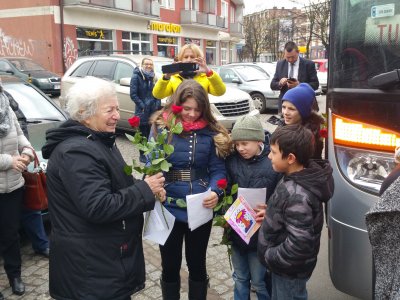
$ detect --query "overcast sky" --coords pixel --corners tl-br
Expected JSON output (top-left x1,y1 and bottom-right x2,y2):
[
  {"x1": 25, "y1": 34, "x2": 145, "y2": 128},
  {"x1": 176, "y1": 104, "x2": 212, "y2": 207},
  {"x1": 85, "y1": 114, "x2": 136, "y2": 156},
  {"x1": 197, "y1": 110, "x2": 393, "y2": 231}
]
[{"x1": 243, "y1": 0, "x2": 309, "y2": 15}]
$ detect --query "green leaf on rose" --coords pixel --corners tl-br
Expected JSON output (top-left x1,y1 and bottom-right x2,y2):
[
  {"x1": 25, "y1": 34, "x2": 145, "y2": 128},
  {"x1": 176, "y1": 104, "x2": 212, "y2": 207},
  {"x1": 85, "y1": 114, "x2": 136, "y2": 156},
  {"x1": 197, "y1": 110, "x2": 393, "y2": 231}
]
[
  {"x1": 160, "y1": 160, "x2": 172, "y2": 172},
  {"x1": 230, "y1": 183, "x2": 239, "y2": 195},
  {"x1": 124, "y1": 165, "x2": 132, "y2": 175},
  {"x1": 163, "y1": 144, "x2": 174, "y2": 155},
  {"x1": 176, "y1": 199, "x2": 187, "y2": 208},
  {"x1": 151, "y1": 158, "x2": 165, "y2": 165},
  {"x1": 172, "y1": 122, "x2": 183, "y2": 134}
]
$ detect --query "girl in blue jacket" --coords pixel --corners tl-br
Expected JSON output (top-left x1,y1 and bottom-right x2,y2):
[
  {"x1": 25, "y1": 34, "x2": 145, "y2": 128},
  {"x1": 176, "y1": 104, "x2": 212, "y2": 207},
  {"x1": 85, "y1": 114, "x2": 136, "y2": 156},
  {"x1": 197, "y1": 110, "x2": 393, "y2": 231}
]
[{"x1": 150, "y1": 79, "x2": 231, "y2": 300}]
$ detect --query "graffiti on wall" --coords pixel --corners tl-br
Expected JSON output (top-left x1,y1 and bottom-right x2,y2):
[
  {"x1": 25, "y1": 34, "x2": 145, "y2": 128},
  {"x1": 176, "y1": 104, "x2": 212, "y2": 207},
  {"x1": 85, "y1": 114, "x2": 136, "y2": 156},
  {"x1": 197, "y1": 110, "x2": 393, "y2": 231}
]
[
  {"x1": 0, "y1": 29, "x2": 35, "y2": 57},
  {"x1": 64, "y1": 36, "x2": 78, "y2": 69}
]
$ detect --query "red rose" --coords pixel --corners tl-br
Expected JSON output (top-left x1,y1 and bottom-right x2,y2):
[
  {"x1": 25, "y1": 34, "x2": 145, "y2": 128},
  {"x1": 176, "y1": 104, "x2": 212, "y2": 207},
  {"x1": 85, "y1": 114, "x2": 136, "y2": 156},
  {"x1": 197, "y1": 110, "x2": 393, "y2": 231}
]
[
  {"x1": 320, "y1": 128, "x2": 328, "y2": 139},
  {"x1": 217, "y1": 178, "x2": 228, "y2": 190},
  {"x1": 128, "y1": 116, "x2": 140, "y2": 128},
  {"x1": 171, "y1": 105, "x2": 183, "y2": 114}
]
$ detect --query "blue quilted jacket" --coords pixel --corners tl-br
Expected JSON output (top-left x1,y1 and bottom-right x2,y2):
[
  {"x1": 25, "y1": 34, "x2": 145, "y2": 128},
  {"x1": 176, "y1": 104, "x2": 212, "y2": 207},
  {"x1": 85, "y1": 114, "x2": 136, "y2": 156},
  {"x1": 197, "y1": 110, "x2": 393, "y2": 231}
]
[
  {"x1": 129, "y1": 67, "x2": 161, "y2": 125},
  {"x1": 149, "y1": 126, "x2": 226, "y2": 222}
]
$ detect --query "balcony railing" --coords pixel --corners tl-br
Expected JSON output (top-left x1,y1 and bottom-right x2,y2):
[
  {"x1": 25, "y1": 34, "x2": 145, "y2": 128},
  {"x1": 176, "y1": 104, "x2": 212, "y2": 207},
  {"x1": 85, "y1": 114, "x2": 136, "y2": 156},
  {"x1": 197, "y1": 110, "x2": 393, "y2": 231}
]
[
  {"x1": 230, "y1": 22, "x2": 243, "y2": 37},
  {"x1": 181, "y1": 9, "x2": 227, "y2": 29},
  {"x1": 63, "y1": 0, "x2": 160, "y2": 17}
]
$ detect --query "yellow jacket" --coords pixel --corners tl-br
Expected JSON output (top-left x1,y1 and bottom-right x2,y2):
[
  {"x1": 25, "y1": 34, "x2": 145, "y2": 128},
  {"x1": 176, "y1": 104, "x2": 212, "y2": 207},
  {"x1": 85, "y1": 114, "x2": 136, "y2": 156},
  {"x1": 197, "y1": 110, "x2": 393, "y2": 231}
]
[{"x1": 152, "y1": 72, "x2": 226, "y2": 99}]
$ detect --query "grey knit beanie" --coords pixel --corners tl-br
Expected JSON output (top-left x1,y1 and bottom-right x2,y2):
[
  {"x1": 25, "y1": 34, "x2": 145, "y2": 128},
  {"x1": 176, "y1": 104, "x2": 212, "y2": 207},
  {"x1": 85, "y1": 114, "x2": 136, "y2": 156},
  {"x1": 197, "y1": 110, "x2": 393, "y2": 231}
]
[{"x1": 231, "y1": 115, "x2": 265, "y2": 141}]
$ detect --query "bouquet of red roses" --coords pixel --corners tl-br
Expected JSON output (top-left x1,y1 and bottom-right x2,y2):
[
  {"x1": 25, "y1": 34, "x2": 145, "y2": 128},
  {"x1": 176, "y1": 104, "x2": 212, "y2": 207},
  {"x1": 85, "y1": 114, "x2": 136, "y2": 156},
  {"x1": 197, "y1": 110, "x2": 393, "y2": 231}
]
[
  {"x1": 125, "y1": 105, "x2": 183, "y2": 230},
  {"x1": 125, "y1": 105, "x2": 183, "y2": 176}
]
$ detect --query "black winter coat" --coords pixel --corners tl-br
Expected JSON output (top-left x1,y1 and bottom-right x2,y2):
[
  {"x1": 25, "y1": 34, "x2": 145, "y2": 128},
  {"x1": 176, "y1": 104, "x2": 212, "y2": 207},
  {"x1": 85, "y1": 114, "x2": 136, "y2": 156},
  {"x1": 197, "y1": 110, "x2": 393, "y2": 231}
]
[
  {"x1": 258, "y1": 160, "x2": 334, "y2": 279},
  {"x1": 225, "y1": 142, "x2": 281, "y2": 253},
  {"x1": 42, "y1": 120, "x2": 155, "y2": 300}
]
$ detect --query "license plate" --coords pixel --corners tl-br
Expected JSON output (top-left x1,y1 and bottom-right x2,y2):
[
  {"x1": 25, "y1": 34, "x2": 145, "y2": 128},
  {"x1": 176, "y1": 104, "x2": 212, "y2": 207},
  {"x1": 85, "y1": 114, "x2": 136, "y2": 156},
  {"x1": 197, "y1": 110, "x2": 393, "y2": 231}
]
[{"x1": 54, "y1": 84, "x2": 60, "y2": 90}]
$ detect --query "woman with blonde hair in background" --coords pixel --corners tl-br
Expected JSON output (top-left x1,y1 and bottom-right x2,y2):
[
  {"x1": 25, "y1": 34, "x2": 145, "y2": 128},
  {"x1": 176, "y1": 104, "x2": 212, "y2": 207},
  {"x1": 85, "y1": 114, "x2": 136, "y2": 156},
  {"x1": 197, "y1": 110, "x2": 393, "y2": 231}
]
[{"x1": 153, "y1": 43, "x2": 226, "y2": 99}]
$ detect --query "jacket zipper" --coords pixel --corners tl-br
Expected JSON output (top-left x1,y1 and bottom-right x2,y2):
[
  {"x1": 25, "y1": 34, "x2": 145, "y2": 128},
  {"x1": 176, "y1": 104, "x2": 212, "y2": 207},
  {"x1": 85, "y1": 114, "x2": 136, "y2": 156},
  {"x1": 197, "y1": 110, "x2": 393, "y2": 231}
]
[
  {"x1": 122, "y1": 220, "x2": 126, "y2": 230},
  {"x1": 189, "y1": 132, "x2": 197, "y2": 194}
]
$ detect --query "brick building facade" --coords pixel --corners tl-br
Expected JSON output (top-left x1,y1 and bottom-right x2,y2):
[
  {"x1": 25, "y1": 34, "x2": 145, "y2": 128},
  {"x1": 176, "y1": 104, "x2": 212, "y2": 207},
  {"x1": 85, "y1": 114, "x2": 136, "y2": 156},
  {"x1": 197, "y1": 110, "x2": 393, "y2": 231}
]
[{"x1": 0, "y1": 0, "x2": 244, "y2": 75}]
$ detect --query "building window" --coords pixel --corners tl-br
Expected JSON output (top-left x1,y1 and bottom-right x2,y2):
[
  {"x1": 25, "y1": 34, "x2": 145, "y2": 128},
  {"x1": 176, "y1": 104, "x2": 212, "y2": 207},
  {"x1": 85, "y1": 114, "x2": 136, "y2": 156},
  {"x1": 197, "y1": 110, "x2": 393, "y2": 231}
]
[
  {"x1": 221, "y1": 1, "x2": 228, "y2": 18},
  {"x1": 159, "y1": 0, "x2": 175, "y2": 9},
  {"x1": 184, "y1": 38, "x2": 201, "y2": 46},
  {"x1": 221, "y1": 42, "x2": 228, "y2": 65},
  {"x1": 122, "y1": 32, "x2": 151, "y2": 54},
  {"x1": 76, "y1": 27, "x2": 113, "y2": 56},
  {"x1": 206, "y1": 40, "x2": 216, "y2": 65},
  {"x1": 230, "y1": 6, "x2": 235, "y2": 23},
  {"x1": 157, "y1": 35, "x2": 178, "y2": 59}
]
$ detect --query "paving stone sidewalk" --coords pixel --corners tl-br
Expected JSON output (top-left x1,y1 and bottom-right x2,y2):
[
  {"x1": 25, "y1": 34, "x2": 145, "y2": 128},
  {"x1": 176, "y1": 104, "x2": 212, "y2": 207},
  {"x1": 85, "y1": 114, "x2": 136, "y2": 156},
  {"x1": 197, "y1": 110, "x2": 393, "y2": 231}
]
[{"x1": 0, "y1": 136, "x2": 236, "y2": 299}]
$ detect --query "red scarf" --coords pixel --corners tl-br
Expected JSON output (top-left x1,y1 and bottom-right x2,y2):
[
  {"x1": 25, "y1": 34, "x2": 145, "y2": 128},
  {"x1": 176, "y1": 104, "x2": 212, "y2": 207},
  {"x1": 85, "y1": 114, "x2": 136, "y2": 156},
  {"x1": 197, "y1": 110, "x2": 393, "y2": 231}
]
[{"x1": 162, "y1": 112, "x2": 208, "y2": 132}]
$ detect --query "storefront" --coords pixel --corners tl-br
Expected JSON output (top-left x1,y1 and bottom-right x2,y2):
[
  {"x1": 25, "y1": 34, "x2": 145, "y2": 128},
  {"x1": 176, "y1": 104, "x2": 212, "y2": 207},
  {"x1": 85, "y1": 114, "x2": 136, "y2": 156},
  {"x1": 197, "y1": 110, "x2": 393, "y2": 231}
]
[{"x1": 76, "y1": 27, "x2": 113, "y2": 55}]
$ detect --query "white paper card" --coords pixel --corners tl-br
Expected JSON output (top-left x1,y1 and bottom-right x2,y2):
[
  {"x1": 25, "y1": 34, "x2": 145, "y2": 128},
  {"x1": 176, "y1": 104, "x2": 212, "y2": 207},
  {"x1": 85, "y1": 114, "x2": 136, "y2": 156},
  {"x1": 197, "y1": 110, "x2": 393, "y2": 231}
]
[
  {"x1": 143, "y1": 201, "x2": 175, "y2": 246},
  {"x1": 237, "y1": 187, "x2": 267, "y2": 209},
  {"x1": 186, "y1": 188, "x2": 213, "y2": 231}
]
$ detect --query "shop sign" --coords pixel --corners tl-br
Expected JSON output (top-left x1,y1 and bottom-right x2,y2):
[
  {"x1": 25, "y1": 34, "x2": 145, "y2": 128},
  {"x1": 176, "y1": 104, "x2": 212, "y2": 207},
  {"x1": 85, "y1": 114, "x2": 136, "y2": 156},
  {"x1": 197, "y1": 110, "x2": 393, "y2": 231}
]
[
  {"x1": 206, "y1": 40, "x2": 216, "y2": 47},
  {"x1": 149, "y1": 21, "x2": 181, "y2": 33},
  {"x1": 84, "y1": 29, "x2": 105, "y2": 39},
  {"x1": 157, "y1": 36, "x2": 178, "y2": 44}
]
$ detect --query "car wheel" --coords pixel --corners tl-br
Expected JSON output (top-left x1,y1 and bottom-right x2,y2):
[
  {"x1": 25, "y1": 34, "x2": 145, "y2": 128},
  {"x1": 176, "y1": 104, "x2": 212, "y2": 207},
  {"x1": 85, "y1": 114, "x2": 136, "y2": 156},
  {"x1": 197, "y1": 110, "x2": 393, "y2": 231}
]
[{"x1": 251, "y1": 92, "x2": 266, "y2": 113}]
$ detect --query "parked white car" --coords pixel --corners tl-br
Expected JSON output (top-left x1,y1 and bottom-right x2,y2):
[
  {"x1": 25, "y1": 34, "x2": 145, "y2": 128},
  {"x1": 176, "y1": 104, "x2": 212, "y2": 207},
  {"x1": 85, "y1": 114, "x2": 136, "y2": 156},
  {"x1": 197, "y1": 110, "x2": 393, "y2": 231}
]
[{"x1": 61, "y1": 54, "x2": 259, "y2": 131}]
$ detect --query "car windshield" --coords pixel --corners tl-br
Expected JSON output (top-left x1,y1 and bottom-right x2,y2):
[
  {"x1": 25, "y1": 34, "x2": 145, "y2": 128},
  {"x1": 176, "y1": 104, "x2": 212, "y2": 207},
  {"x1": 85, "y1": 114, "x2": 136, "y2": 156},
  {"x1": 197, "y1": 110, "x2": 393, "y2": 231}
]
[
  {"x1": 153, "y1": 60, "x2": 172, "y2": 76},
  {"x1": 10, "y1": 59, "x2": 45, "y2": 72},
  {"x1": 4, "y1": 83, "x2": 64, "y2": 120},
  {"x1": 235, "y1": 67, "x2": 268, "y2": 81}
]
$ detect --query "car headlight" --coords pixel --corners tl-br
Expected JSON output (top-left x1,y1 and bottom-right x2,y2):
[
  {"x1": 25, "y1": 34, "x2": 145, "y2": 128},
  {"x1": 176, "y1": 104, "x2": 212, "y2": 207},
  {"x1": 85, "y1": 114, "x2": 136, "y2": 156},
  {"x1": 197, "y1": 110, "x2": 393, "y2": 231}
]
[
  {"x1": 37, "y1": 78, "x2": 50, "y2": 83},
  {"x1": 332, "y1": 114, "x2": 400, "y2": 194},
  {"x1": 335, "y1": 145, "x2": 395, "y2": 194}
]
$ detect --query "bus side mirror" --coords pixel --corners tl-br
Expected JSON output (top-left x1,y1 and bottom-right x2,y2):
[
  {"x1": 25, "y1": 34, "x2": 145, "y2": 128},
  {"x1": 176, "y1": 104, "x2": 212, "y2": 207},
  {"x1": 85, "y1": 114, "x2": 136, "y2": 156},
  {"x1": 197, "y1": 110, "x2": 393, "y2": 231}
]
[{"x1": 369, "y1": 69, "x2": 400, "y2": 89}]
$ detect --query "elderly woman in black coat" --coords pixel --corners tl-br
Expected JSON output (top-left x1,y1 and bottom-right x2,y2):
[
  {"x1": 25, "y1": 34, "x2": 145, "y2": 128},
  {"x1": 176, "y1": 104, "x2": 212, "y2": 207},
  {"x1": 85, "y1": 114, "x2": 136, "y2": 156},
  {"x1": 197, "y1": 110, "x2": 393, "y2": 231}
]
[{"x1": 42, "y1": 76, "x2": 166, "y2": 300}]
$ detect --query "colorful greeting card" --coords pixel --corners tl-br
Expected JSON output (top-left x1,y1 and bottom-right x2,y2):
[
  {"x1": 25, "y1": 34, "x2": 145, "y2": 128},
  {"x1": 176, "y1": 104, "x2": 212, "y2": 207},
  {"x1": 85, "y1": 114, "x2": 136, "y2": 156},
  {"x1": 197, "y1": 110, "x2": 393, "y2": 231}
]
[{"x1": 224, "y1": 195, "x2": 260, "y2": 244}]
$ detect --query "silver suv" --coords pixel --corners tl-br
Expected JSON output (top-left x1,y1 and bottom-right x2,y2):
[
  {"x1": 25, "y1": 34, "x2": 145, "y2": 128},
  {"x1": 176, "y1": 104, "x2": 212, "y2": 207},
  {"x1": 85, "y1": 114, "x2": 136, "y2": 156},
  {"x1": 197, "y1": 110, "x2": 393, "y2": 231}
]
[{"x1": 60, "y1": 54, "x2": 260, "y2": 131}]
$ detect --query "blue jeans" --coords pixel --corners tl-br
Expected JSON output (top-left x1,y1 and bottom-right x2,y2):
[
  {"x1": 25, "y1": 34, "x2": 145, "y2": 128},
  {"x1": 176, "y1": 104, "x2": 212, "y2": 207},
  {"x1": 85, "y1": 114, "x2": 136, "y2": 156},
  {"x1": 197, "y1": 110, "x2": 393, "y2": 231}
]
[
  {"x1": 271, "y1": 273, "x2": 309, "y2": 300},
  {"x1": 21, "y1": 208, "x2": 49, "y2": 253},
  {"x1": 231, "y1": 246, "x2": 270, "y2": 300}
]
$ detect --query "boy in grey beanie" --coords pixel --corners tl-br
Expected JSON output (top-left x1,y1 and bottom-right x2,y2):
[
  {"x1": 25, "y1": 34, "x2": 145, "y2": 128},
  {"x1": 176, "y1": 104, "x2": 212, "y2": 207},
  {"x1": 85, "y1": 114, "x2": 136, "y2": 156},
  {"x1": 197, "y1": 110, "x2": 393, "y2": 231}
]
[{"x1": 225, "y1": 115, "x2": 281, "y2": 299}]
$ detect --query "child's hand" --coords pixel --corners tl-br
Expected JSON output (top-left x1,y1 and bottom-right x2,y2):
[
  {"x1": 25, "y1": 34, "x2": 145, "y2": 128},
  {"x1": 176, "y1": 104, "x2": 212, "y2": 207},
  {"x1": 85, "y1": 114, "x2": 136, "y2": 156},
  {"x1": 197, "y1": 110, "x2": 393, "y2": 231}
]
[
  {"x1": 203, "y1": 191, "x2": 218, "y2": 209},
  {"x1": 255, "y1": 204, "x2": 267, "y2": 223}
]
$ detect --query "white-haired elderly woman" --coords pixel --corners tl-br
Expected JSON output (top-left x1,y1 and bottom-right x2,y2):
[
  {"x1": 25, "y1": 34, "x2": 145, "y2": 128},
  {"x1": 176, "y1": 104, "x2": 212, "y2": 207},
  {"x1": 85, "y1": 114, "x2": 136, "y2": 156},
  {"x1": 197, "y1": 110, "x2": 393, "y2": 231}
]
[
  {"x1": 0, "y1": 79, "x2": 34, "y2": 299},
  {"x1": 42, "y1": 76, "x2": 166, "y2": 300}
]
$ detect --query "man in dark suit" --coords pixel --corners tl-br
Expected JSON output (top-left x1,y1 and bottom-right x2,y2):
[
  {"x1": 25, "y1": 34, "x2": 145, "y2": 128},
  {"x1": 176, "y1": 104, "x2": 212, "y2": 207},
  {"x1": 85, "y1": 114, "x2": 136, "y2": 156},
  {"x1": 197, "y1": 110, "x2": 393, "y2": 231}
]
[{"x1": 271, "y1": 41, "x2": 319, "y2": 116}]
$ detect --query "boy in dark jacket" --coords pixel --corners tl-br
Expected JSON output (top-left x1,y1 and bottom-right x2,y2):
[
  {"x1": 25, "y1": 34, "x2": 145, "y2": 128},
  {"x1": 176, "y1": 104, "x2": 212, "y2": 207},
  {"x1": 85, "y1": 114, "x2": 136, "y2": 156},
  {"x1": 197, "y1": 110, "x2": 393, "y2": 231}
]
[
  {"x1": 258, "y1": 124, "x2": 334, "y2": 300},
  {"x1": 226, "y1": 115, "x2": 281, "y2": 300}
]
